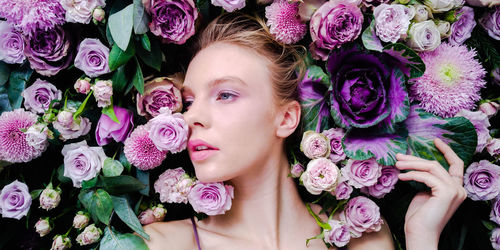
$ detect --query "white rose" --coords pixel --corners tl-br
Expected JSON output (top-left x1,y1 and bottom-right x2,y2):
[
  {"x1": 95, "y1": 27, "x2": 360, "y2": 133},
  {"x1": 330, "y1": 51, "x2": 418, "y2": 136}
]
[
  {"x1": 423, "y1": 0, "x2": 455, "y2": 13},
  {"x1": 51, "y1": 235, "x2": 72, "y2": 250},
  {"x1": 413, "y1": 4, "x2": 432, "y2": 22},
  {"x1": 60, "y1": 0, "x2": 106, "y2": 24},
  {"x1": 300, "y1": 158, "x2": 339, "y2": 195},
  {"x1": 435, "y1": 20, "x2": 452, "y2": 38},
  {"x1": 407, "y1": 20, "x2": 441, "y2": 51},
  {"x1": 35, "y1": 218, "x2": 52, "y2": 237}
]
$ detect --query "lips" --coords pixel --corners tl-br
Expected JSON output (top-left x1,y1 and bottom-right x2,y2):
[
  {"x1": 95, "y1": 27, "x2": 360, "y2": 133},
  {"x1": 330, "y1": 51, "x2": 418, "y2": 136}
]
[{"x1": 188, "y1": 139, "x2": 219, "y2": 162}]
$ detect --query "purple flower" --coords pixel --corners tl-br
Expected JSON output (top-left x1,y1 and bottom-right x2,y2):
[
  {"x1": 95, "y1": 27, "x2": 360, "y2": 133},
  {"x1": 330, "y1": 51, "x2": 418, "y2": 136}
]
[
  {"x1": 309, "y1": 0, "x2": 363, "y2": 60},
  {"x1": 60, "y1": 0, "x2": 106, "y2": 24},
  {"x1": 0, "y1": 180, "x2": 32, "y2": 219},
  {"x1": 21, "y1": 79, "x2": 62, "y2": 114},
  {"x1": 62, "y1": 141, "x2": 106, "y2": 188},
  {"x1": 300, "y1": 158, "x2": 340, "y2": 195},
  {"x1": 290, "y1": 163, "x2": 305, "y2": 178},
  {"x1": 74, "y1": 38, "x2": 110, "y2": 77},
  {"x1": 148, "y1": 109, "x2": 189, "y2": 153},
  {"x1": 211, "y1": 0, "x2": 245, "y2": 12},
  {"x1": 124, "y1": 125, "x2": 166, "y2": 170},
  {"x1": 265, "y1": 0, "x2": 307, "y2": 44},
  {"x1": 455, "y1": 110, "x2": 491, "y2": 153},
  {"x1": 148, "y1": 0, "x2": 198, "y2": 44},
  {"x1": 137, "y1": 76, "x2": 183, "y2": 117},
  {"x1": 322, "y1": 128, "x2": 346, "y2": 163},
  {"x1": 339, "y1": 196, "x2": 383, "y2": 238},
  {"x1": 154, "y1": 167, "x2": 194, "y2": 204},
  {"x1": 480, "y1": 6, "x2": 500, "y2": 41},
  {"x1": 52, "y1": 110, "x2": 91, "y2": 141},
  {"x1": 188, "y1": 182, "x2": 234, "y2": 216},
  {"x1": 333, "y1": 179, "x2": 353, "y2": 200},
  {"x1": 449, "y1": 6, "x2": 476, "y2": 45},
  {"x1": 464, "y1": 160, "x2": 500, "y2": 201},
  {"x1": 491, "y1": 198, "x2": 500, "y2": 225},
  {"x1": 324, "y1": 219, "x2": 351, "y2": 247},
  {"x1": 24, "y1": 26, "x2": 74, "y2": 76},
  {"x1": 0, "y1": 21, "x2": 25, "y2": 64},
  {"x1": 327, "y1": 45, "x2": 409, "y2": 128},
  {"x1": 374, "y1": 4, "x2": 414, "y2": 43},
  {"x1": 138, "y1": 209, "x2": 156, "y2": 225},
  {"x1": 361, "y1": 165, "x2": 399, "y2": 198},
  {"x1": 95, "y1": 106, "x2": 134, "y2": 146},
  {"x1": 487, "y1": 138, "x2": 500, "y2": 157},
  {"x1": 342, "y1": 158, "x2": 382, "y2": 188},
  {"x1": 492, "y1": 228, "x2": 500, "y2": 250},
  {"x1": 300, "y1": 131, "x2": 331, "y2": 159},
  {"x1": 0, "y1": 109, "x2": 41, "y2": 163}
]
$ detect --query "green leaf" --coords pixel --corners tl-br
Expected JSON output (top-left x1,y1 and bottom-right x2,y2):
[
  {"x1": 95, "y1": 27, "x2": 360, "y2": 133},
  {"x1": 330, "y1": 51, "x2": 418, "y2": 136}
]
[
  {"x1": 0, "y1": 61, "x2": 10, "y2": 86},
  {"x1": 101, "y1": 175, "x2": 146, "y2": 195},
  {"x1": 111, "y1": 64, "x2": 130, "y2": 94},
  {"x1": 78, "y1": 189, "x2": 114, "y2": 225},
  {"x1": 103, "y1": 158, "x2": 124, "y2": 177},
  {"x1": 82, "y1": 177, "x2": 99, "y2": 190},
  {"x1": 362, "y1": 18, "x2": 383, "y2": 52},
  {"x1": 30, "y1": 189, "x2": 43, "y2": 199},
  {"x1": 102, "y1": 102, "x2": 120, "y2": 123},
  {"x1": 136, "y1": 37, "x2": 162, "y2": 72},
  {"x1": 73, "y1": 90, "x2": 93, "y2": 119},
  {"x1": 119, "y1": 151, "x2": 132, "y2": 172},
  {"x1": 136, "y1": 170, "x2": 149, "y2": 196},
  {"x1": 300, "y1": 65, "x2": 331, "y2": 132},
  {"x1": 108, "y1": 4, "x2": 134, "y2": 51},
  {"x1": 482, "y1": 220, "x2": 496, "y2": 231},
  {"x1": 132, "y1": 57, "x2": 144, "y2": 95},
  {"x1": 57, "y1": 164, "x2": 71, "y2": 183},
  {"x1": 140, "y1": 34, "x2": 151, "y2": 52},
  {"x1": 133, "y1": 0, "x2": 150, "y2": 35},
  {"x1": 111, "y1": 195, "x2": 150, "y2": 239},
  {"x1": 0, "y1": 91, "x2": 12, "y2": 113},
  {"x1": 106, "y1": 22, "x2": 115, "y2": 46},
  {"x1": 383, "y1": 43, "x2": 425, "y2": 79},
  {"x1": 109, "y1": 40, "x2": 136, "y2": 71},
  {"x1": 7, "y1": 63, "x2": 32, "y2": 109},
  {"x1": 100, "y1": 226, "x2": 149, "y2": 250}
]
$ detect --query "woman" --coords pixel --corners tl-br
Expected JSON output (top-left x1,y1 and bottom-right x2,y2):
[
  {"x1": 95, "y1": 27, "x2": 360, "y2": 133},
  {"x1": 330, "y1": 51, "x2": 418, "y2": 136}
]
[{"x1": 144, "y1": 13, "x2": 466, "y2": 249}]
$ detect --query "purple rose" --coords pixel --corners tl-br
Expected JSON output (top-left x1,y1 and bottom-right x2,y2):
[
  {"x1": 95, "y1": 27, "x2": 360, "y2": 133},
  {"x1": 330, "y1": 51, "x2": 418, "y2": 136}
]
[
  {"x1": 374, "y1": 4, "x2": 414, "y2": 43},
  {"x1": 449, "y1": 6, "x2": 476, "y2": 45},
  {"x1": 333, "y1": 179, "x2": 353, "y2": 200},
  {"x1": 322, "y1": 128, "x2": 346, "y2": 163},
  {"x1": 188, "y1": 182, "x2": 234, "y2": 216},
  {"x1": 95, "y1": 106, "x2": 134, "y2": 146},
  {"x1": 0, "y1": 21, "x2": 25, "y2": 64},
  {"x1": 0, "y1": 180, "x2": 32, "y2": 219},
  {"x1": 24, "y1": 26, "x2": 74, "y2": 76},
  {"x1": 487, "y1": 138, "x2": 500, "y2": 157},
  {"x1": 300, "y1": 131, "x2": 331, "y2": 159},
  {"x1": 492, "y1": 228, "x2": 500, "y2": 250},
  {"x1": 60, "y1": 0, "x2": 106, "y2": 24},
  {"x1": 339, "y1": 196, "x2": 383, "y2": 238},
  {"x1": 309, "y1": 0, "x2": 363, "y2": 60},
  {"x1": 21, "y1": 79, "x2": 62, "y2": 114},
  {"x1": 324, "y1": 219, "x2": 351, "y2": 247},
  {"x1": 148, "y1": 0, "x2": 198, "y2": 44},
  {"x1": 456, "y1": 110, "x2": 491, "y2": 153},
  {"x1": 464, "y1": 160, "x2": 500, "y2": 201},
  {"x1": 74, "y1": 38, "x2": 110, "y2": 77},
  {"x1": 211, "y1": 0, "x2": 245, "y2": 12},
  {"x1": 62, "y1": 141, "x2": 106, "y2": 188},
  {"x1": 148, "y1": 109, "x2": 188, "y2": 153},
  {"x1": 361, "y1": 165, "x2": 399, "y2": 198},
  {"x1": 290, "y1": 163, "x2": 305, "y2": 178},
  {"x1": 154, "y1": 167, "x2": 194, "y2": 204},
  {"x1": 491, "y1": 198, "x2": 500, "y2": 225},
  {"x1": 327, "y1": 46, "x2": 409, "y2": 128},
  {"x1": 300, "y1": 158, "x2": 340, "y2": 195},
  {"x1": 137, "y1": 76, "x2": 183, "y2": 117},
  {"x1": 342, "y1": 158, "x2": 382, "y2": 188},
  {"x1": 480, "y1": 6, "x2": 500, "y2": 41}
]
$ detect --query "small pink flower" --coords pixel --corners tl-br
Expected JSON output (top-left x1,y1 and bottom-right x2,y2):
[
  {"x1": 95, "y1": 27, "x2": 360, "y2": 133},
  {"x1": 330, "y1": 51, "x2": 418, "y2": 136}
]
[
  {"x1": 153, "y1": 205, "x2": 167, "y2": 221},
  {"x1": 138, "y1": 209, "x2": 156, "y2": 225},
  {"x1": 0, "y1": 109, "x2": 41, "y2": 163},
  {"x1": 265, "y1": 0, "x2": 307, "y2": 44},
  {"x1": 73, "y1": 212, "x2": 90, "y2": 229},
  {"x1": 92, "y1": 80, "x2": 113, "y2": 108},
  {"x1": 487, "y1": 138, "x2": 500, "y2": 157},
  {"x1": 51, "y1": 235, "x2": 72, "y2": 250},
  {"x1": 76, "y1": 224, "x2": 102, "y2": 246},
  {"x1": 333, "y1": 179, "x2": 353, "y2": 200},
  {"x1": 480, "y1": 102, "x2": 500, "y2": 118},
  {"x1": 324, "y1": 219, "x2": 351, "y2": 247},
  {"x1": 74, "y1": 78, "x2": 91, "y2": 94},
  {"x1": 35, "y1": 218, "x2": 52, "y2": 237},
  {"x1": 124, "y1": 125, "x2": 166, "y2": 170},
  {"x1": 300, "y1": 158, "x2": 339, "y2": 195},
  {"x1": 322, "y1": 128, "x2": 346, "y2": 163},
  {"x1": 39, "y1": 186, "x2": 62, "y2": 211},
  {"x1": 188, "y1": 182, "x2": 234, "y2": 216},
  {"x1": 300, "y1": 131, "x2": 331, "y2": 160},
  {"x1": 154, "y1": 167, "x2": 194, "y2": 203},
  {"x1": 361, "y1": 165, "x2": 399, "y2": 198},
  {"x1": 290, "y1": 163, "x2": 305, "y2": 178}
]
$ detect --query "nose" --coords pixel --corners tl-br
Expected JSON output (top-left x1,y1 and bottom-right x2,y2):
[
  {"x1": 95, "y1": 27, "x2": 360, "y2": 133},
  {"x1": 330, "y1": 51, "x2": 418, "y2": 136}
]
[{"x1": 183, "y1": 98, "x2": 208, "y2": 133}]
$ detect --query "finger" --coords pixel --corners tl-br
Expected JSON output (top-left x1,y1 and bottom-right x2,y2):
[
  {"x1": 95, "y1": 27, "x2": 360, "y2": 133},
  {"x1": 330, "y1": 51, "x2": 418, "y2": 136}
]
[
  {"x1": 395, "y1": 160, "x2": 452, "y2": 184},
  {"x1": 398, "y1": 171, "x2": 442, "y2": 190},
  {"x1": 396, "y1": 153, "x2": 430, "y2": 162},
  {"x1": 434, "y1": 138, "x2": 464, "y2": 185}
]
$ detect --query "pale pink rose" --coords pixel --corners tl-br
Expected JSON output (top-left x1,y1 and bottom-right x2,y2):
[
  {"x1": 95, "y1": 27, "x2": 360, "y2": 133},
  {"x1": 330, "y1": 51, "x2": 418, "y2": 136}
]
[
  {"x1": 188, "y1": 182, "x2": 234, "y2": 216},
  {"x1": 323, "y1": 219, "x2": 351, "y2": 247},
  {"x1": 300, "y1": 158, "x2": 340, "y2": 195},
  {"x1": 138, "y1": 209, "x2": 156, "y2": 225},
  {"x1": 300, "y1": 131, "x2": 331, "y2": 159},
  {"x1": 290, "y1": 163, "x2": 305, "y2": 178},
  {"x1": 374, "y1": 4, "x2": 414, "y2": 43},
  {"x1": 137, "y1": 76, "x2": 183, "y2": 117},
  {"x1": 148, "y1": 109, "x2": 188, "y2": 153},
  {"x1": 35, "y1": 218, "x2": 52, "y2": 237},
  {"x1": 339, "y1": 196, "x2": 383, "y2": 238},
  {"x1": 153, "y1": 205, "x2": 167, "y2": 221},
  {"x1": 25, "y1": 123, "x2": 50, "y2": 152},
  {"x1": 487, "y1": 138, "x2": 500, "y2": 157},
  {"x1": 74, "y1": 78, "x2": 91, "y2": 94},
  {"x1": 76, "y1": 224, "x2": 102, "y2": 245},
  {"x1": 342, "y1": 158, "x2": 382, "y2": 188},
  {"x1": 92, "y1": 7, "x2": 105, "y2": 22},
  {"x1": 92, "y1": 80, "x2": 113, "y2": 108},
  {"x1": 51, "y1": 235, "x2": 72, "y2": 250},
  {"x1": 211, "y1": 0, "x2": 245, "y2": 12},
  {"x1": 53, "y1": 110, "x2": 91, "y2": 141},
  {"x1": 60, "y1": 0, "x2": 106, "y2": 24},
  {"x1": 154, "y1": 167, "x2": 194, "y2": 204},
  {"x1": 322, "y1": 128, "x2": 346, "y2": 163},
  {"x1": 73, "y1": 212, "x2": 90, "y2": 229},
  {"x1": 39, "y1": 186, "x2": 61, "y2": 210}
]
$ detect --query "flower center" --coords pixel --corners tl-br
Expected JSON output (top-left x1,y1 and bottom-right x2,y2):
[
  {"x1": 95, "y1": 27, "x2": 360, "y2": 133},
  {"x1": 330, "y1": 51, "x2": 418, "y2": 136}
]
[{"x1": 438, "y1": 63, "x2": 460, "y2": 86}]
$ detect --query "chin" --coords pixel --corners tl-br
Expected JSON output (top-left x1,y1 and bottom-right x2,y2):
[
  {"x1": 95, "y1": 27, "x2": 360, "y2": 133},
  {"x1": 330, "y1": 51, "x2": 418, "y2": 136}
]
[{"x1": 193, "y1": 165, "x2": 230, "y2": 183}]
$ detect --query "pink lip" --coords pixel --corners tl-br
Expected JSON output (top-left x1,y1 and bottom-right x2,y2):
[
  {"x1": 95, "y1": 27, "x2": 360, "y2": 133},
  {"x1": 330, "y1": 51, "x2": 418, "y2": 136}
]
[{"x1": 188, "y1": 139, "x2": 219, "y2": 162}]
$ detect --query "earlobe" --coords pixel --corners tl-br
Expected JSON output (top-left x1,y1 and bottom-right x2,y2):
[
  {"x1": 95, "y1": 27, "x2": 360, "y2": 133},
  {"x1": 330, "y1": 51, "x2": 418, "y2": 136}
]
[{"x1": 276, "y1": 101, "x2": 301, "y2": 138}]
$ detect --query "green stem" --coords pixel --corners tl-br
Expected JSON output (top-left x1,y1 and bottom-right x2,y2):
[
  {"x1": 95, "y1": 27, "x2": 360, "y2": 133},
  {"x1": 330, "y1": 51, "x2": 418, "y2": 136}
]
[
  {"x1": 329, "y1": 200, "x2": 348, "y2": 221},
  {"x1": 63, "y1": 227, "x2": 72, "y2": 237}
]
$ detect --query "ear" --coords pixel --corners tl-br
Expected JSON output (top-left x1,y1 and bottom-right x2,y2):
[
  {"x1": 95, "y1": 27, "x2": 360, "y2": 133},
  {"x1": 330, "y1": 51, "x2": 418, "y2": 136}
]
[{"x1": 276, "y1": 100, "x2": 301, "y2": 138}]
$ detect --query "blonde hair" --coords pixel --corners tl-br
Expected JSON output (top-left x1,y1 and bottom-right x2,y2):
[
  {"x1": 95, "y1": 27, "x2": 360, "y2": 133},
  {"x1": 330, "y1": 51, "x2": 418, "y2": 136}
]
[{"x1": 193, "y1": 13, "x2": 306, "y2": 104}]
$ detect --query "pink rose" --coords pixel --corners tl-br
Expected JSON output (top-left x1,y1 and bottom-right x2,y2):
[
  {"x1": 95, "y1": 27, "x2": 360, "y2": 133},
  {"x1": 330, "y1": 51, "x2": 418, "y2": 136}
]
[
  {"x1": 487, "y1": 138, "x2": 500, "y2": 157},
  {"x1": 0, "y1": 180, "x2": 32, "y2": 219},
  {"x1": 92, "y1": 80, "x2": 113, "y2": 108},
  {"x1": 154, "y1": 167, "x2": 194, "y2": 203},
  {"x1": 95, "y1": 106, "x2": 134, "y2": 146},
  {"x1": 74, "y1": 78, "x2": 91, "y2": 94},
  {"x1": 76, "y1": 224, "x2": 102, "y2": 246},
  {"x1": 62, "y1": 141, "x2": 106, "y2": 188},
  {"x1": 153, "y1": 205, "x2": 167, "y2": 221},
  {"x1": 322, "y1": 128, "x2": 346, "y2": 163},
  {"x1": 300, "y1": 131, "x2": 331, "y2": 159},
  {"x1": 51, "y1": 235, "x2": 72, "y2": 250},
  {"x1": 342, "y1": 158, "x2": 382, "y2": 188},
  {"x1": 60, "y1": 0, "x2": 106, "y2": 24},
  {"x1": 333, "y1": 179, "x2": 353, "y2": 200},
  {"x1": 148, "y1": 109, "x2": 188, "y2": 153},
  {"x1": 323, "y1": 219, "x2": 351, "y2": 247},
  {"x1": 300, "y1": 158, "x2": 340, "y2": 195},
  {"x1": 361, "y1": 165, "x2": 399, "y2": 198},
  {"x1": 339, "y1": 196, "x2": 383, "y2": 238},
  {"x1": 73, "y1": 212, "x2": 90, "y2": 229},
  {"x1": 35, "y1": 217, "x2": 52, "y2": 237},
  {"x1": 39, "y1": 186, "x2": 62, "y2": 211},
  {"x1": 53, "y1": 110, "x2": 92, "y2": 141},
  {"x1": 188, "y1": 182, "x2": 234, "y2": 216},
  {"x1": 211, "y1": 0, "x2": 245, "y2": 12},
  {"x1": 290, "y1": 163, "x2": 305, "y2": 178},
  {"x1": 137, "y1": 76, "x2": 183, "y2": 117},
  {"x1": 138, "y1": 209, "x2": 156, "y2": 225}
]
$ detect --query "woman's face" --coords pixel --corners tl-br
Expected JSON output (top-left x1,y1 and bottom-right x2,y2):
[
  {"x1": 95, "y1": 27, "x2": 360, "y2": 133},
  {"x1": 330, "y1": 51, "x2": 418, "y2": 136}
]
[{"x1": 182, "y1": 42, "x2": 283, "y2": 183}]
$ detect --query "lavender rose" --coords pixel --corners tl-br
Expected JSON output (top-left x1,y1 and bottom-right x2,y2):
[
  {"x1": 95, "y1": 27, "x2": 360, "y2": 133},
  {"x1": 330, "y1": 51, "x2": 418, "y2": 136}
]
[
  {"x1": 0, "y1": 180, "x2": 32, "y2": 219},
  {"x1": 309, "y1": 0, "x2": 363, "y2": 60},
  {"x1": 491, "y1": 198, "x2": 500, "y2": 225},
  {"x1": 361, "y1": 165, "x2": 399, "y2": 198},
  {"x1": 0, "y1": 21, "x2": 25, "y2": 64},
  {"x1": 60, "y1": 0, "x2": 106, "y2": 24},
  {"x1": 211, "y1": 0, "x2": 245, "y2": 12},
  {"x1": 76, "y1": 224, "x2": 102, "y2": 246},
  {"x1": 333, "y1": 180, "x2": 353, "y2": 200},
  {"x1": 92, "y1": 80, "x2": 113, "y2": 108},
  {"x1": 148, "y1": 109, "x2": 189, "y2": 153},
  {"x1": 74, "y1": 38, "x2": 110, "y2": 77},
  {"x1": 188, "y1": 182, "x2": 234, "y2": 216},
  {"x1": 147, "y1": 0, "x2": 198, "y2": 44},
  {"x1": 95, "y1": 106, "x2": 134, "y2": 146},
  {"x1": 456, "y1": 110, "x2": 491, "y2": 153},
  {"x1": 154, "y1": 167, "x2": 195, "y2": 203},
  {"x1": 342, "y1": 158, "x2": 382, "y2": 188},
  {"x1": 480, "y1": 6, "x2": 500, "y2": 41},
  {"x1": 339, "y1": 196, "x2": 383, "y2": 238},
  {"x1": 449, "y1": 6, "x2": 476, "y2": 45},
  {"x1": 480, "y1": 102, "x2": 500, "y2": 118},
  {"x1": 492, "y1": 228, "x2": 500, "y2": 250},
  {"x1": 322, "y1": 128, "x2": 346, "y2": 163},
  {"x1": 487, "y1": 138, "x2": 500, "y2": 157},
  {"x1": 323, "y1": 219, "x2": 351, "y2": 247},
  {"x1": 137, "y1": 76, "x2": 183, "y2": 117},
  {"x1": 35, "y1": 218, "x2": 52, "y2": 237},
  {"x1": 53, "y1": 110, "x2": 92, "y2": 141},
  {"x1": 62, "y1": 141, "x2": 107, "y2": 188},
  {"x1": 300, "y1": 131, "x2": 331, "y2": 159},
  {"x1": 407, "y1": 20, "x2": 441, "y2": 51},
  {"x1": 24, "y1": 26, "x2": 74, "y2": 76},
  {"x1": 374, "y1": 4, "x2": 414, "y2": 43},
  {"x1": 22, "y1": 79, "x2": 62, "y2": 114},
  {"x1": 300, "y1": 158, "x2": 340, "y2": 195},
  {"x1": 464, "y1": 160, "x2": 500, "y2": 201}
]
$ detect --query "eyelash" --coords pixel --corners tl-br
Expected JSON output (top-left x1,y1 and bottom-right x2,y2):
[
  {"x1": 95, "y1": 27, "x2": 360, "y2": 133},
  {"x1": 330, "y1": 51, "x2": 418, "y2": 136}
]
[{"x1": 183, "y1": 91, "x2": 238, "y2": 110}]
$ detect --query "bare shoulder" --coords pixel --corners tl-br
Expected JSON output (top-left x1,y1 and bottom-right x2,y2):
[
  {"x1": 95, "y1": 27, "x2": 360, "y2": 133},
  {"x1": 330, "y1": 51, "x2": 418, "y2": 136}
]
[
  {"x1": 143, "y1": 218, "x2": 197, "y2": 250},
  {"x1": 348, "y1": 217, "x2": 395, "y2": 250}
]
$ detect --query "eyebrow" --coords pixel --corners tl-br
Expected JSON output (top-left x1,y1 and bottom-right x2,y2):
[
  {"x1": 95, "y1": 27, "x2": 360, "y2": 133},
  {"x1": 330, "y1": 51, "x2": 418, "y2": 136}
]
[{"x1": 182, "y1": 76, "x2": 248, "y2": 94}]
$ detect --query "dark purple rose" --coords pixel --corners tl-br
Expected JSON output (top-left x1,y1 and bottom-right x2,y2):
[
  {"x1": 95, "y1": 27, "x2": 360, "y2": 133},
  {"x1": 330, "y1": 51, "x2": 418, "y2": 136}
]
[
  {"x1": 95, "y1": 106, "x2": 134, "y2": 146},
  {"x1": 74, "y1": 38, "x2": 110, "y2": 77},
  {"x1": 480, "y1": 6, "x2": 500, "y2": 41},
  {"x1": 361, "y1": 165, "x2": 399, "y2": 198},
  {"x1": 24, "y1": 25, "x2": 74, "y2": 76},
  {"x1": 322, "y1": 128, "x2": 346, "y2": 163},
  {"x1": 148, "y1": 0, "x2": 198, "y2": 44},
  {"x1": 0, "y1": 21, "x2": 25, "y2": 64},
  {"x1": 137, "y1": 76, "x2": 183, "y2": 117},
  {"x1": 21, "y1": 79, "x2": 62, "y2": 114},
  {"x1": 328, "y1": 45, "x2": 409, "y2": 128},
  {"x1": 464, "y1": 160, "x2": 500, "y2": 201},
  {"x1": 0, "y1": 180, "x2": 32, "y2": 219},
  {"x1": 449, "y1": 6, "x2": 476, "y2": 45}
]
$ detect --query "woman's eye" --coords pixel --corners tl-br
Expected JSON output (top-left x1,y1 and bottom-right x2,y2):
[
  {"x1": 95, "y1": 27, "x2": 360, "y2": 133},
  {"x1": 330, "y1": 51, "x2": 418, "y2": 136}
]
[
  {"x1": 216, "y1": 92, "x2": 236, "y2": 101},
  {"x1": 183, "y1": 98, "x2": 193, "y2": 110}
]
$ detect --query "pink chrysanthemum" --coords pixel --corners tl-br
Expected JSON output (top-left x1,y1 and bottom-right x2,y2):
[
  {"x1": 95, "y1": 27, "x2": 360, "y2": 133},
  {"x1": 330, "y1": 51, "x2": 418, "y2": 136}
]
[
  {"x1": 124, "y1": 125, "x2": 166, "y2": 170},
  {"x1": 265, "y1": 0, "x2": 307, "y2": 44},
  {"x1": 410, "y1": 43, "x2": 486, "y2": 118},
  {"x1": 0, "y1": 109, "x2": 42, "y2": 163},
  {"x1": 0, "y1": 0, "x2": 65, "y2": 36}
]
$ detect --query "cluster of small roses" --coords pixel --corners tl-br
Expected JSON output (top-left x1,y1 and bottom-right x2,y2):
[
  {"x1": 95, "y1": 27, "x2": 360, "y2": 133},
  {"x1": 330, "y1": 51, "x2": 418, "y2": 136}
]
[{"x1": 294, "y1": 130, "x2": 398, "y2": 247}]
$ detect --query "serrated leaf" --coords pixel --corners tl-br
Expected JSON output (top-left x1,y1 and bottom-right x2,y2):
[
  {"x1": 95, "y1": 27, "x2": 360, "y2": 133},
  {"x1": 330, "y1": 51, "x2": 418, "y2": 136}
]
[
  {"x1": 362, "y1": 19, "x2": 383, "y2": 52},
  {"x1": 132, "y1": 57, "x2": 144, "y2": 95},
  {"x1": 101, "y1": 175, "x2": 146, "y2": 195},
  {"x1": 108, "y1": 4, "x2": 134, "y2": 51},
  {"x1": 100, "y1": 226, "x2": 148, "y2": 250},
  {"x1": 299, "y1": 66, "x2": 331, "y2": 132},
  {"x1": 109, "y1": 40, "x2": 136, "y2": 72},
  {"x1": 7, "y1": 63, "x2": 32, "y2": 109},
  {"x1": 133, "y1": 0, "x2": 150, "y2": 35},
  {"x1": 78, "y1": 189, "x2": 114, "y2": 225},
  {"x1": 111, "y1": 195, "x2": 150, "y2": 239},
  {"x1": 383, "y1": 43, "x2": 425, "y2": 79},
  {"x1": 103, "y1": 158, "x2": 124, "y2": 177},
  {"x1": 136, "y1": 37, "x2": 162, "y2": 72}
]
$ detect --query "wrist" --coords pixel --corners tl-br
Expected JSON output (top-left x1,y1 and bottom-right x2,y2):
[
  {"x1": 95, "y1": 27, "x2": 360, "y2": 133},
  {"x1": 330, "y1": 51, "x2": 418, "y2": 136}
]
[{"x1": 405, "y1": 232, "x2": 439, "y2": 250}]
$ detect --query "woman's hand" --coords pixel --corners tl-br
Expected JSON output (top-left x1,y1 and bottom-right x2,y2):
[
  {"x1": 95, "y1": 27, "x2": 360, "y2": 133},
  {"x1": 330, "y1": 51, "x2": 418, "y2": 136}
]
[{"x1": 395, "y1": 138, "x2": 467, "y2": 250}]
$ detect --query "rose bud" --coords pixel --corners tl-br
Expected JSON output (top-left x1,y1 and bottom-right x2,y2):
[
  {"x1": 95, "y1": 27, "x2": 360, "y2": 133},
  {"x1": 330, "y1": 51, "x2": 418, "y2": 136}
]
[
  {"x1": 480, "y1": 102, "x2": 500, "y2": 118},
  {"x1": 35, "y1": 218, "x2": 52, "y2": 237},
  {"x1": 51, "y1": 235, "x2": 72, "y2": 250},
  {"x1": 487, "y1": 138, "x2": 500, "y2": 157},
  {"x1": 39, "y1": 185, "x2": 62, "y2": 211},
  {"x1": 93, "y1": 7, "x2": 105, "y2": 23},
  {"x1": 92, "y1": 80, "x2": 113, "y2": 108},
  {"x1": 74, "y1": 78, "x2": 91, "y2": 94},
  {"x1": 76, "y1": 224, "x2": 102, "y2": 245},
  {"x1": 290, "y1": 163, "x2": 305, "y2": 178},
  {"x1": 73, "y1": 211, "x2": 90, "y2": 229},
  {"x1": 153, "y1": 205, "x2": 167, "y2": 222},
  {"x1": 138, "y1": 209, "x2": 156, "y2": 225}
]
